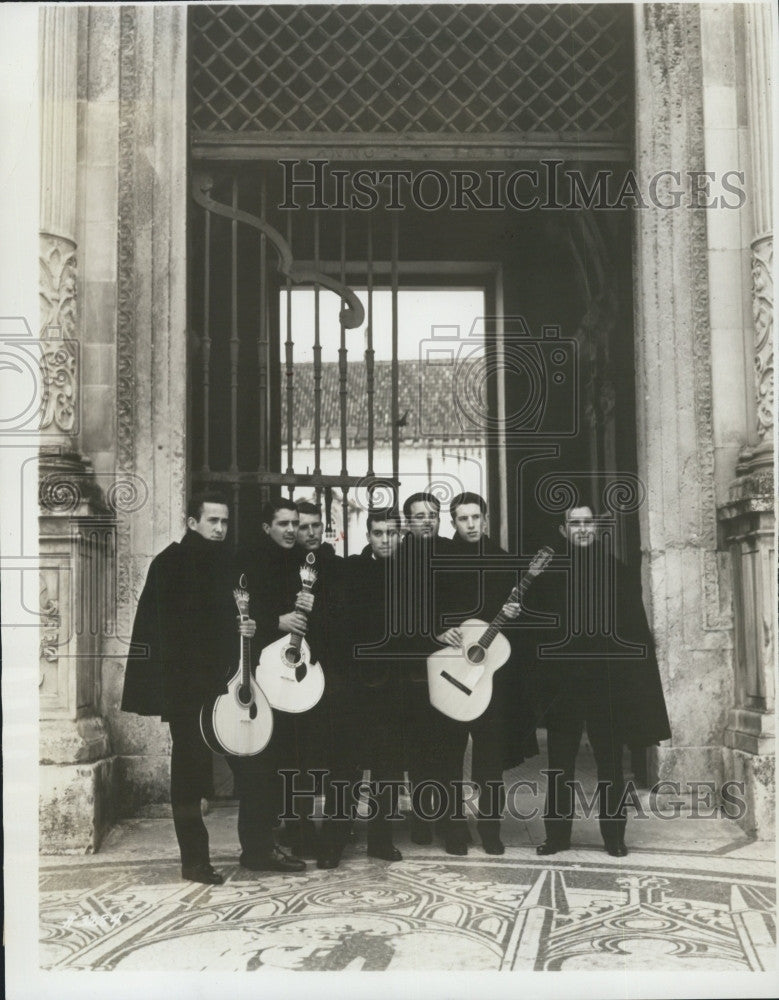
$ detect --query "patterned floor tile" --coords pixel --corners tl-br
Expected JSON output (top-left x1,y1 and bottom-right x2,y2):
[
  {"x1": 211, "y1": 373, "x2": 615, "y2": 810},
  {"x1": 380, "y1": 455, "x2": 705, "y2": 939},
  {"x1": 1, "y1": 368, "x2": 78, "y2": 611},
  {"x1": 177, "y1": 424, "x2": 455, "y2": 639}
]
[{"x1": 40, "y1": 854, "x2": 775, "y2": 972}]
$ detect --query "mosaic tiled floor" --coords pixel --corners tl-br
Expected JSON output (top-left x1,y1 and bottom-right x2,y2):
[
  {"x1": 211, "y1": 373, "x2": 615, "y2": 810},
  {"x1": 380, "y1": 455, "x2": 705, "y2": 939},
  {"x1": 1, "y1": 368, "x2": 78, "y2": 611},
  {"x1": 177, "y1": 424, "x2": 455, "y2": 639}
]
[{"x1": 40, "y1": 852, "x2": 775, "y2": 972}]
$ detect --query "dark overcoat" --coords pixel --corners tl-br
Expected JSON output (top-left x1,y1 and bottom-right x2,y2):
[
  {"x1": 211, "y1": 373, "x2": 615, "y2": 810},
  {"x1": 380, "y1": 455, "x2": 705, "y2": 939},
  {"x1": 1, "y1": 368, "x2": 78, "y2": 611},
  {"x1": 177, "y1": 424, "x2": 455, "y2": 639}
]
[
  {"x1": 525, "y1": 540, "x2": 672, "y2": 747},
  {"x1": 121, "y1": 530, "x2": 239, "y2": 721}
]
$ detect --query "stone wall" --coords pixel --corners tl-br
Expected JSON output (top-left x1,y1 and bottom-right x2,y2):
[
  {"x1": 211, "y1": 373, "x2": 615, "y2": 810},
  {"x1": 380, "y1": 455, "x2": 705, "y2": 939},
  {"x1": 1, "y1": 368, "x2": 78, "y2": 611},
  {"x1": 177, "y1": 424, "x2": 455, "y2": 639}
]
[{"x1": 634, "y1": 3, "x2": 774, "y2": 836}]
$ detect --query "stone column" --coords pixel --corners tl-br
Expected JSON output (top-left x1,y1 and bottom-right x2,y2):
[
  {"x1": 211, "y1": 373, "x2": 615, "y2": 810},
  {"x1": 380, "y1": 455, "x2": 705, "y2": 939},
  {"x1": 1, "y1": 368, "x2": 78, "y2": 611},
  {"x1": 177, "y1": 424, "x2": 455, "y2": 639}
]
[
  {"x1": 633, "y1": 6, "x2": 735, "y2": 789},
  {"x1": 103, "y1": 5, "x2": 190, "y2": 817},
  {"x1": 719, "y1": 2, "x2": 775, "y2": 838},
  {"x1": 38, "y1": 6, "x2": 115, "y2": 852}
]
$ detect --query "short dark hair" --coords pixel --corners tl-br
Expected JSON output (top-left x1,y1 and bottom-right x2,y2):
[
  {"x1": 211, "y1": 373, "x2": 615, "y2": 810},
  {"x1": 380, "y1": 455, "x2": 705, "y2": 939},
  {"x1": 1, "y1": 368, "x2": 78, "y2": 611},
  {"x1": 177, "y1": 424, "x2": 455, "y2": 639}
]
[
  {"x1": 261, "y1": 498, "x2": 298, "y2": 526},
  {"x1": 565, "y1": 503, "x2": 597, "y2": 520},
  {"x1": 402, "y1": 492, "x2": 441, "y2": 518},
  {"x1": 449, "y1": 492, "x2": 487, "y2": 517},
  {"x1": 187, "y1": 489, "x2": 230, "y2": 521},
  {"x1": 367, "y1": 507, "x2": 401, "y2": 530},
  {"x1": 296, "y1": 501, "x2": 322, "y2": 517}
]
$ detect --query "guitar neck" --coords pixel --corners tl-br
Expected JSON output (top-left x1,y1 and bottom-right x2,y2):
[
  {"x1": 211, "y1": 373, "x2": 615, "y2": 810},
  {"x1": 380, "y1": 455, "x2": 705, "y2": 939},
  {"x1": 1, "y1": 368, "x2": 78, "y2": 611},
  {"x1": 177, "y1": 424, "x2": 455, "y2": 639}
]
[
  {"x1": 239, "y1": 620, "x2": 251, "y2": 686},
  {"x1": 289, "y1": 581, "x2": 314, "y2": 652},
  {"x1": 479, "y1": 574, "x2": 533, "y2": 649}
]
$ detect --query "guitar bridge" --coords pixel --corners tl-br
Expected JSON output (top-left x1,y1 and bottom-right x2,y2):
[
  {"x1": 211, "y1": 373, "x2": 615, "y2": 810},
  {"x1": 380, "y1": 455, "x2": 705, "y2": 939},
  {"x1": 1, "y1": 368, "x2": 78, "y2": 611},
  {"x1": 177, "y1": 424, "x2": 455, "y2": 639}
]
[{"x1": 440, "y1": 670, "x2": 472, "y2": 695}]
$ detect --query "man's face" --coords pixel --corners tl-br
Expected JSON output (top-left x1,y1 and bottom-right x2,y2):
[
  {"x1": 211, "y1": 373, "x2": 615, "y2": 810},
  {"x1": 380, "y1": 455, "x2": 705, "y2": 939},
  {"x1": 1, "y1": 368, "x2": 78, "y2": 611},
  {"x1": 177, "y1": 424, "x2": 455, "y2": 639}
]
[
  {"x1": 452, "y1": 503, "x2": 486, "y2": 543},
  {"x1": 187, "y1": 502, "x2": 229, "y2": 542},
  {"x1": 297, "y1": 512, "x2": 324, "y2": 551},
  {"x1": 263, "y1": 507, "x2": 299, "y2": 549},
  {"x1": 406, "y1": 500, "x2": 440, "y2": 538},
  {"x1": 367, "y1": 520, "x2": 400, "y2": 559},
  {"x1": 562, "y1": 506, "x2": 597, "y2": 547}
]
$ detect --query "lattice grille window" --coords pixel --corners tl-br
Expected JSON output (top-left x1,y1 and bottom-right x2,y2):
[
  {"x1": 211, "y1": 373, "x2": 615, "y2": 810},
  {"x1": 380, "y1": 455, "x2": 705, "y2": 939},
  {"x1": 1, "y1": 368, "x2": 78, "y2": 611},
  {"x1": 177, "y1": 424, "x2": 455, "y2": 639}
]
[{"x1": 190, "y1": 4, "x2": 633, "y2": 140}]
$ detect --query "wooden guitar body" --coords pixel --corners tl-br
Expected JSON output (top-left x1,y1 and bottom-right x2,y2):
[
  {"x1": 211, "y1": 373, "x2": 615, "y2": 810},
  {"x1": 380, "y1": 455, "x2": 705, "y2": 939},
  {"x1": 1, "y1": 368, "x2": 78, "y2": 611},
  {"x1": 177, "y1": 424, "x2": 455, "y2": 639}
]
[
  {"x1": 427, "y1": 618, "x2": 511, "y2": 722},
  {"x1": 256, "y1": 636, "x2": 325, "y2": 713},
  {"x1": 200, "y1": 670, "x2": 274, "y2": 756}
]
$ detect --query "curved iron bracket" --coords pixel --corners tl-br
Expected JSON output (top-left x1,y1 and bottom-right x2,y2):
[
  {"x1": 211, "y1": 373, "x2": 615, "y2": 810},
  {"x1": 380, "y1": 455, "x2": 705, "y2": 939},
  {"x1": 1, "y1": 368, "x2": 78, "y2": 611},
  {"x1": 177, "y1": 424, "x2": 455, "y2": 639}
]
[{"x1": 192, "y1": 173, "x2": 365, "y2": 330}]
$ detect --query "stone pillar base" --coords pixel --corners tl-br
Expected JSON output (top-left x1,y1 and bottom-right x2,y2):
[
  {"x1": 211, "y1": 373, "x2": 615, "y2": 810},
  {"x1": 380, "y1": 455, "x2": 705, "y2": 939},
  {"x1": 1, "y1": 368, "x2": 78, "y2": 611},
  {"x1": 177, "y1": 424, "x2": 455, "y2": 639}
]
[
  {"x1": 39, "y1": 755, "x2": 115, "y2": 854},
  {"x1": 723, "y1": 745, "x2": 775, "y2": 839},
  {"x1": 649, "y1": 744, "x2": 724, "y2": 787},
  {"x1": 114, "y1": 753, "x2": 171, "y2": 820}
]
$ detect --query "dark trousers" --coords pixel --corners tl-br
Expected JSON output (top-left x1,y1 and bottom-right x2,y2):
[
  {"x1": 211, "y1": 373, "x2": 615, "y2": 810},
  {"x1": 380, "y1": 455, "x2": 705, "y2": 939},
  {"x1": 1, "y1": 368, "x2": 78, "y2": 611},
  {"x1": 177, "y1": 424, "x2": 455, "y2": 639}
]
[
  {"x1": 319, "y1": 683, "x2": 406, "y2": 850},
  {"x1": 543, "y1": 697, "x2": 627, "y2": 847},
  {"x1": 402, "y1": 679, "x2": 447, "y2": 831},
  {"x1": 227, "y1": 751, "x2": 281, "y2": 862},
  {"x1": 169, "y1": 713, "x2": 282, "y2": 866},
  {"x1": 168, "y1": 714, "x2": 214, "y2": 867},
  {"x1": 438, "y1": 706, "x2": 506, "y2": 843},
  {"x1": 273, "y1": 709, "x2": 325, "y2": 851}
]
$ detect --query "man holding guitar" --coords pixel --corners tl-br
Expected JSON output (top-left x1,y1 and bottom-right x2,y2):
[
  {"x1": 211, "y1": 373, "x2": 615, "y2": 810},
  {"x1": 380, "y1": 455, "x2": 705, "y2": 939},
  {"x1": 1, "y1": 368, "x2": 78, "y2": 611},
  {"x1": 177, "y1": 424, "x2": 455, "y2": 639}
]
[
  {"x1": 434, "y1": 493, "x2": 539, "y2": 856},
  {"x1": 249, "y1": 499, "x2": 325, "y2": 860},
  {"x1": 122, "y1": 490, "x2": 303, "y2": 883}
]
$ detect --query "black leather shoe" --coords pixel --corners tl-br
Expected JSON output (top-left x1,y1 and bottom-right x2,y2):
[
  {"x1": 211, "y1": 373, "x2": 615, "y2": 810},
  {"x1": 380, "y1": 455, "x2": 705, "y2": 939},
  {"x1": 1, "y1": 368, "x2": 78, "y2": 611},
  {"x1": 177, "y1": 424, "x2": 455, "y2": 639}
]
[
  {"x1": 316, "y1": 846, "x2": 343, "y2": 870},
  {"x1": 536, "y1": 841, "x2": 570, "y2": 856},
  {"x1": 367, "y1": 844, "x2": 403, "y2": 862},
  {"x1": 240, "y1": 848, "x2": 306, "y2": 872},
  {"x1": 182, "y1": 863, "x2": 224, "y2": 885},
  {"x1": 605, "y1": 841, "x2": 629, "y2": 857},
  {"x1": 444, "y1": 837, "x2": 468, "y2": 856},
  {"x1": 482, "y1": 836, "x2": 505, "y2": 856}
]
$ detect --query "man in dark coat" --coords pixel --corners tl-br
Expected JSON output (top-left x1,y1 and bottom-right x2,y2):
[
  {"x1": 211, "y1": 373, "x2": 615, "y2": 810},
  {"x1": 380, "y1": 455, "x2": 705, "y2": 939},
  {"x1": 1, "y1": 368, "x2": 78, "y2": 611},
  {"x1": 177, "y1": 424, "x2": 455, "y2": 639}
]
[
  {"x1": 398, "y1": 492, "x2": 452, "y2": 844},
  {"x1": 319, "y1": 507, "x2": 408, "y2": 866},
  {"x1": 247, "y1": 498, "x2": 331, "y2": 859},
  {"x1": 528, "y1": 505, "x2": 672, "y2": 857},
  {"x1": 434, "y1": 492, "x2": 539, "y2": 856},
  {"x1": 121, "y1": 490, "x2": 304, "y2": 882},
  {"x1": 286, "y1": 500, "x2": 346, "y2": 858}
]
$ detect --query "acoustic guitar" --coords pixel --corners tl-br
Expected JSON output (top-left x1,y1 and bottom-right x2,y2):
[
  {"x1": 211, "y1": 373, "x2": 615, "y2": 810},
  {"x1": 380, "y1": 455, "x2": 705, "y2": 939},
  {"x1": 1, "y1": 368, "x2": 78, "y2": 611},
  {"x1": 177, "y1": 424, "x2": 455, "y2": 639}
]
[
  {"x1": 427, "y1": 546, "x2": 554, "y2": 722},
  {"x1": 256, "y1": 552, "x2": 326, "y2": 713},
  {"x1": 200, "y1": 576, "x2": 274, "y2": 755}
]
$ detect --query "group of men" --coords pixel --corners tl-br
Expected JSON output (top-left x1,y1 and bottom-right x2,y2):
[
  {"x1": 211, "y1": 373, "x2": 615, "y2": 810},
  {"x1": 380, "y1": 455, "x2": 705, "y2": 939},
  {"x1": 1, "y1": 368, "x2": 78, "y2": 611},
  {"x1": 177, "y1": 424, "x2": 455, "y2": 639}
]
[{"x1": 122, "y1": 487, "x2": 670, "y2": 885}]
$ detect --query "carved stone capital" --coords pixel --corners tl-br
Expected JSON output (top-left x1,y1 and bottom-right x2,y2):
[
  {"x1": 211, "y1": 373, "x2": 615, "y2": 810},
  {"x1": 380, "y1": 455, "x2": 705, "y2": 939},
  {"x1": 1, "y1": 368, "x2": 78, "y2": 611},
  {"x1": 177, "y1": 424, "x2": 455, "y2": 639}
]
[{"x1": 751, "y1": 236, "x2": 773, "y2": 441}]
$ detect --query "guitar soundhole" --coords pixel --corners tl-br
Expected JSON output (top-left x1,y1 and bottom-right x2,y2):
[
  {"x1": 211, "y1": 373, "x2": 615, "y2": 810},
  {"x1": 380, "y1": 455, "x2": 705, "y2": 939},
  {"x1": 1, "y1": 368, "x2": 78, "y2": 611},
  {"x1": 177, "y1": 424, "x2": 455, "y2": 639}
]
[
  {"x1": 284, "y1": 647, "x2": 301, "y2": 667},
  {"x1": 466, "y1": 645, "x2": 486, "y2": 665},
  {"x1": 237, "y1": 684, "x2": 253, "y2": 706}
]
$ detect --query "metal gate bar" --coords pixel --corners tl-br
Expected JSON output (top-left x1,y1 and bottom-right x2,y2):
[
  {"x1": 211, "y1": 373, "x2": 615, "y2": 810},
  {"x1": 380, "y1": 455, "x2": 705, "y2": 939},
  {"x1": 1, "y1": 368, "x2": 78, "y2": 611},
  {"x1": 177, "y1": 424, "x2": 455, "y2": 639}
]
[
  {"x1": 366, "y1": 218, "x2": 375, "y2": 478},
  {"x1": 284, "y1": 211, "x2": 294, "y2": 486},
  {"x1": 338, "y1": 213, "x2": 350, "y2": 554},
  {"x1": 229, "y1": 177, "x2": 240, "y2": 536},
  {"x1": 200, "y1": 206, "x2": 212, "y2": 479},
  {"x1": 391, "y1": 213, "x2": 400, "y2": 485},
  {"x1": 313, "y1": 210, "x2": 322, "y2": 479}
]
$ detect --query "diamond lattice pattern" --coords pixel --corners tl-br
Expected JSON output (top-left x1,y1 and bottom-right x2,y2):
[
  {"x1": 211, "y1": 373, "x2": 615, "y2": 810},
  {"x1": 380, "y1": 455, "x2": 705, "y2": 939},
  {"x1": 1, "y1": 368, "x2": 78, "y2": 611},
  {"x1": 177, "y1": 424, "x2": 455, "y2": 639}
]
[{"x1": 190, "y1": 4, "x2": 633, "y2": 138}]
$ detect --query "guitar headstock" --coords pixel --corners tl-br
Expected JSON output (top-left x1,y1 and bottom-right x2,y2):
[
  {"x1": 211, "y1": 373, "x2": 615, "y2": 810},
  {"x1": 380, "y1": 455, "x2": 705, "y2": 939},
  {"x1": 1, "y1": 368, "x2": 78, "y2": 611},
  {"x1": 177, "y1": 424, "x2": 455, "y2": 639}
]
[
  {"x1": 233, "y1": 573, "x2": 250, "y2": 616},
  {"x1": 528, "y1": 545, "x2": 555, "y2": 577},
  {"x1": 299, "y1": 551, "x2": 318, "y2": 589}
]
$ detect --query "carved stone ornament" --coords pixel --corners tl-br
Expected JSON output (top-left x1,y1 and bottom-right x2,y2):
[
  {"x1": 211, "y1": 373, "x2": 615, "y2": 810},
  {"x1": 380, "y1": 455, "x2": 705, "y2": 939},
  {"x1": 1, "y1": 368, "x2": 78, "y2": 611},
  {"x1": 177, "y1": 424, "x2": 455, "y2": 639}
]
[
  {"x1": 752, "y1": 237, "x2": 773, "y2": 441},
  {"x1": 40, "y1": 233, "x2": 77, "y2": 340},
  {"x1": 39, "y1": 233, "x2": 78, "y2": 434},
  {"x1": 39, "y1": 575, "x2": 61, "y2": 692},
  {"x1": 40, "y1": 341, "x2": 77, "y2": 433}
]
